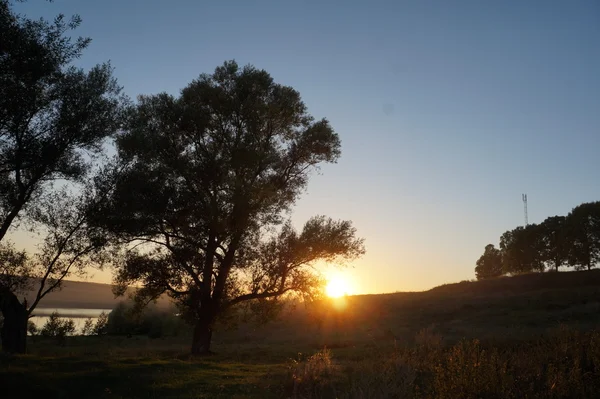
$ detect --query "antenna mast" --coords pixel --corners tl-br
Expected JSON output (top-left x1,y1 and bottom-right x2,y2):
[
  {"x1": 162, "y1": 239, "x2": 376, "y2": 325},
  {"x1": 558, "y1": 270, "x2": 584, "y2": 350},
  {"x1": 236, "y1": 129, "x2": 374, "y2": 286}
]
[{"x1": 522, "y1": 194, "x2": 528, "y2": 226}]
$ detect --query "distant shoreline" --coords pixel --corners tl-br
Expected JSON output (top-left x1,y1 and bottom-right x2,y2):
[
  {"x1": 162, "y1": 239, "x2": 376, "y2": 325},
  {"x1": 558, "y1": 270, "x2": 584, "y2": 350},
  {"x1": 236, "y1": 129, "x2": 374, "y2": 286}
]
[{"x1": 24, "y1": 279, "x2": 170, "y2": 311}]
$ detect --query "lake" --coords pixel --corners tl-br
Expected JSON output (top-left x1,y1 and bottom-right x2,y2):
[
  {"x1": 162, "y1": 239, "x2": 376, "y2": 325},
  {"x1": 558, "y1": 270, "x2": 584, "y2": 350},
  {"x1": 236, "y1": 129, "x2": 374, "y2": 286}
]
[{"x1": 30, "y1": 308, "x2": 112, "y2": 333}]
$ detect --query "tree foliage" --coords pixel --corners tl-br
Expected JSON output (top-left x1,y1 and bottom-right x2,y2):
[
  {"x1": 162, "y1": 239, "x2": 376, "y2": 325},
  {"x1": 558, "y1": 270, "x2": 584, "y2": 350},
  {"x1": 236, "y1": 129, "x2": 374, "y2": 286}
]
[
  {"x1": 475, "y1": 244, "x2": 502, "y2": 280},
  {"x1": 0, "y1": 0, "x2": 124, "y2": 242},
  {"x1": 0, "y1": 0, "x2": 123, "y2": 353},
  {"x1": 40, "y1": 311, "x2": 75, "y2": 344},
  {"x1": 565, "y1": 202, "x2": 600, "y2": 270},
  {"x1": 96, "y1": 61, "x2": 365, "y2": 354},
  {"x1": 499, "y1": 224, "x2": 544, "y2": 275},
  {"x1": 476, "y1": 202, "x2": 600, "y2": 279},
  {"x1": 539, "y1": 215, "x2": 568, "y2": 272}
]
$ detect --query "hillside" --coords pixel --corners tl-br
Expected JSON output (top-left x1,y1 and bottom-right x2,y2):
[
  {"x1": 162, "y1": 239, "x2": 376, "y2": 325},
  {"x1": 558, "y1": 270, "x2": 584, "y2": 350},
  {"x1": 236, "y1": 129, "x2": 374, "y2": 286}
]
[
  {"x1": 244, "y1": 269, "x2": 600, "y2": 349},
  {"x1": 23, "y1": 279, "x2": 170, "y2": 310},
  {"x1": 24, "y1": 269, "x2": 600, "y2": 343}
]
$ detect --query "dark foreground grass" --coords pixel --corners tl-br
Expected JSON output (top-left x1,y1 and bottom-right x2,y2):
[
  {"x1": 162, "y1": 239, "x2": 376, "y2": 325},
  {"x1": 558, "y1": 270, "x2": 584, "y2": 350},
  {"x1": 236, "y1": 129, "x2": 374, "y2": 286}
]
[
  {"x1": 5, "y1": 270, "x2": 600, "y2": 398},
  {"x1": 0, "y1": 336, "x2": 287, "y2": 399},
  {"x1": 4, "y1": 327, "x2": 600, "y2": 398}
]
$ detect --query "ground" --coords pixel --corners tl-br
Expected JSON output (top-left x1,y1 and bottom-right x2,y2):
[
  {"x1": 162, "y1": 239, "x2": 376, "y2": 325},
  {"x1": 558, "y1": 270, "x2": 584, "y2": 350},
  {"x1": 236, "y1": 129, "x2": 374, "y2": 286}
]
[{"x1": 4, "y1": 270, "x2": 600, "y2": 398}]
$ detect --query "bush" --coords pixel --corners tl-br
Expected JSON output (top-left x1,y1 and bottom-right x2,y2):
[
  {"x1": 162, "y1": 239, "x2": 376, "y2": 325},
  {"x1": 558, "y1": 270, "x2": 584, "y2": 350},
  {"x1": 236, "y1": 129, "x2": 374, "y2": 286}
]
[
  {"x1": 106, "y1": 301, "x2": 185, "y2": 338},
  {"x1": 81, "y1": 318, "x2": 94, "y2": 336},
  {"x1": 93, "y1": 312, "x2": 108, "y2": 335},
  {"x1": 287, "y1": 348, "x2": 336, "y2": 398},
  {"x1": 27, "y1": 320, "x2": 38, "y2": 336},
  {"x1": 40, "y1": 312, "x2": 76, "y2": 344}
]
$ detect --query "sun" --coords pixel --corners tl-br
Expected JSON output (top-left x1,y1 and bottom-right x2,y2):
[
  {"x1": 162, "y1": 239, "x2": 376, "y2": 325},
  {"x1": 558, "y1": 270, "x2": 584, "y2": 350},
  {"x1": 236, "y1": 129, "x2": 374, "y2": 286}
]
[{"x1": 325, "y1": 276, "x2": 350, "y2": 298}]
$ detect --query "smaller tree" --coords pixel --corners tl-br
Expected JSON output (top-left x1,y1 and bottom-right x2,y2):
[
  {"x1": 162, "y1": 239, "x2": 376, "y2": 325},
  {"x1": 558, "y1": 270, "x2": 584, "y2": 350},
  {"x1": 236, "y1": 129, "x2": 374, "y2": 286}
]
[
  {"x1": 499, "y1": 224, "x2": 545, "y2": 274},
  {"x1": 81, "y1": 318, "x2": 94, "y2": 336},
  {"x1": 475, "y1": 244, "x2": 503, "y2": 280},
  {"x1": 565, "y1": 202, "x2": 600, "y2": 271},
  {"x1": 0, "y1": 0, "x2": 124, "y2": 353},
  {"x1": 539, "y1": 215, "x2": 568, "y2": 272},
  {"x1": 0, "y1": 176, "x2": 115, "y2": 353},
  {"x1": 92, "y1": 312, "x2": 108, "y2": 336}
]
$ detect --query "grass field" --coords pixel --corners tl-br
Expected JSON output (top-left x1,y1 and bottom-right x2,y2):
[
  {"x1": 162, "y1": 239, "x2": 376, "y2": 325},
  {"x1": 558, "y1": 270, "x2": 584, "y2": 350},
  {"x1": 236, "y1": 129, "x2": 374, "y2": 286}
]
[{"x1": 4, "y1": 270, "x2": 600, "y2": 398}]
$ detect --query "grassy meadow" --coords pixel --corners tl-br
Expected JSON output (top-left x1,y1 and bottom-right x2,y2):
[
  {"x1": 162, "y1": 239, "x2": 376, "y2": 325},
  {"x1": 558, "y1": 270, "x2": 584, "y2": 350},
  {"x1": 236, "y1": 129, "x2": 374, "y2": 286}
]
[{"x1": 4, "y1": 270, "x2": 600, "y2": 398}]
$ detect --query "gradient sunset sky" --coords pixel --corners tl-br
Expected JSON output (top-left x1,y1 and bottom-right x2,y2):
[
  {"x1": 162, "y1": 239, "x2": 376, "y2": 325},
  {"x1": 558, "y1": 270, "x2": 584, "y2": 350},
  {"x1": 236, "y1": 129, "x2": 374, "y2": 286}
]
[{"x1": 12, "y1": 0, "x2": 600, "y2": 294}]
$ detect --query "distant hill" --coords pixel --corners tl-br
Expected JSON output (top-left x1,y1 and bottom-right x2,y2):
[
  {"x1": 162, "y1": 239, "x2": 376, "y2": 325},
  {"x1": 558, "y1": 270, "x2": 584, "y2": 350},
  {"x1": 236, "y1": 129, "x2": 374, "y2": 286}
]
[
  {"x1": 276, "y1": 269, "x2": 600, "y2": 347},
  {"x1": 26, "y1": 269, "x2": 600, "y2": 338},
  {"x1": 24, "y1": 279, "x2": 170, "y2": 310},
  {"x1": 424, "y1": 269, "x2": 600, "y2": 297}
]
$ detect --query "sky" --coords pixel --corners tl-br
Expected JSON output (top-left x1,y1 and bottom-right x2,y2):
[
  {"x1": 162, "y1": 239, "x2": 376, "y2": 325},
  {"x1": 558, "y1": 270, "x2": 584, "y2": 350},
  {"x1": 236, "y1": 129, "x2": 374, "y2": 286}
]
[{"x1": 10, "y1": 0, "x2": 600, "y2": 294}]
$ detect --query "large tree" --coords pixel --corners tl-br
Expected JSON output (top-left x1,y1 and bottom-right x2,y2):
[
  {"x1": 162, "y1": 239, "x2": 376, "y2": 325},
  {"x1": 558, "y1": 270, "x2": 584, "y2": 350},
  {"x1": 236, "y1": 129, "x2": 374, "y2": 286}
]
[
  {"x1": 0, "y1": 1, "x2": 123, "y2": 352},
  {"x1": 97, "y1": 61, "x2": 365, "y2": 355},
  {"x1": 475, "y1": 244, "x2": 503, "y2": 280},
  {"x1": 565, "y1": 202, "x2": 600, "y2": 270}
]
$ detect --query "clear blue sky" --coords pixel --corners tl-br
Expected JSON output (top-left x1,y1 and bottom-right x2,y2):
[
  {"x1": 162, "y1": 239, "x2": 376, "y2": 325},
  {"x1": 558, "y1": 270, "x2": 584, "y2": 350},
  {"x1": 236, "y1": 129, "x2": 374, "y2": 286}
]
[{"x1": 13, "y1": 0, "x2": 600, "y2": 293}]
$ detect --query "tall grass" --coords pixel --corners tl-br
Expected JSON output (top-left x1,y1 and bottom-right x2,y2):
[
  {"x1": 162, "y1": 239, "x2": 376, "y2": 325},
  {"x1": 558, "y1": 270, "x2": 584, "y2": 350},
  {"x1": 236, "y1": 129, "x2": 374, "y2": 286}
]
[{"x1": 287, "y1": 326, "x2": 600, "y2": 399}]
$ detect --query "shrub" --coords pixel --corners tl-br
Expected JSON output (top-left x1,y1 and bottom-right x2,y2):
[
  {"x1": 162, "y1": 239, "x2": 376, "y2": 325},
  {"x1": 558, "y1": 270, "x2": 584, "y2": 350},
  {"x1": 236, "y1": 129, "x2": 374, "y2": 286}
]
[
  {"x1": 93, "y1": 312, "x2": 108, "y2": 335},
  {"x1": 27, "y1": 320, "x2": 38, "y2": 336},
  {"x1": 81, "y1": 318, "x2": 94, "y2": 336},
  {"x1": 287, "y1": 348, "x2": 336, "y2": 398},
  {"x1": 40, "y1": 312, "x2": 76, "y2": 344},
  {"x1": 106, "y1": 301, "x2": 185, "y2": 338}
]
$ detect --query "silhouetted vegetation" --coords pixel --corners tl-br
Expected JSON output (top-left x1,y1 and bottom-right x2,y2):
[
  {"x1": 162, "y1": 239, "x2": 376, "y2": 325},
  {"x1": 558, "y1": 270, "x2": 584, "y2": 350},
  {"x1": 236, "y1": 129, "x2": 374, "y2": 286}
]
[
  {"x1": 39, "y1": 312, "x2": 75, "y2": 345},
  {"x1": 0, "y1": 0, "x2": 124, "y2": 353},
  {"x1": 91, "y1": 62, "x2": 365, "y2": 355},
  {"x1": 105, "y1": 301, "x2": 186, "y2": 339},
  {"x1": 475, "y1": 244, "x2": 502, "y2": 279},
  {"x1": 80, "y1": 312, "x2": 108, "y2": 336},
  {"x1": 0, "y1": 0, "x2": 364, "y2": 355},
  {"x1": 476, "y1": 201, "x2": 600, "y2": 279}
]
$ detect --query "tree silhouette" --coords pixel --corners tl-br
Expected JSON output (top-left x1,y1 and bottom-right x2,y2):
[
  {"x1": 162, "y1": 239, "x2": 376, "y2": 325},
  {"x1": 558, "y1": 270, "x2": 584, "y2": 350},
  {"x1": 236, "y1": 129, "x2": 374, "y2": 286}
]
[
  {"x1": 499, "y1": 224, "x2": 545, "y2": 275},
  {"x1": 475, "y1": 244, "x2": 502, "y2": 280},
  {"x1": 565, "y1": 202, "x2": 600, "y2": 271},
  {"x1": 539, "y1": 215, "x2": 568, "y2": 272},
  {"x1": 0, "y1": 1, "x2": 123, "y2": 353},
  {"x1": 96, "y1": 61, "x2": 365, "y2": 355}
]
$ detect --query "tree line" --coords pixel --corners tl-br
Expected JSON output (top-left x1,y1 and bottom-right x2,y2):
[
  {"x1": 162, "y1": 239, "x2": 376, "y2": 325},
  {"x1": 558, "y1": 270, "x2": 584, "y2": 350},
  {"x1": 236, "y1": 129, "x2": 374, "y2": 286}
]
[
  {"x1": 0, "y1": 0, "x2": 365, "y2": 355},
  {"x1": 475, "y1": 201, "x2": 600, "y2": 280}
]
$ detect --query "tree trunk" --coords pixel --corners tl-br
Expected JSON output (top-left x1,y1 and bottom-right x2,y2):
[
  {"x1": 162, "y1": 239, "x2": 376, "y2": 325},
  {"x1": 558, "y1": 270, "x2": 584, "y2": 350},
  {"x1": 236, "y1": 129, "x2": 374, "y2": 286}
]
[
  {"x1": 0, "y1": 291, "x2": 28, "y2": 354},
  {"x1": 190, "y1": 319, "x2": 213, "y2": 356}
]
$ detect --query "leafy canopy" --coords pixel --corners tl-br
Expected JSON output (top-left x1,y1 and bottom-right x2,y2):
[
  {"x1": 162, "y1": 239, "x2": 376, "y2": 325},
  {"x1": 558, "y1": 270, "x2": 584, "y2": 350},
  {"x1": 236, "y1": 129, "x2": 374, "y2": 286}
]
[
  {"x1": 0, "y1": 0, "x2": 124, "y2": 242},
  {"x1": 98, "y1": 61, "x2": 364, "y2": 328}
]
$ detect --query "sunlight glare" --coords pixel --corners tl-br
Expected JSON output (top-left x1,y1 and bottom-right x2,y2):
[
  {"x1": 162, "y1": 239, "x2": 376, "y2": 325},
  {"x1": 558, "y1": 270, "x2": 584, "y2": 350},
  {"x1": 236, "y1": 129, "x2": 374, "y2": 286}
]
[{"x1": 326, "y1": 276, "x2": 350, "y2": 298}]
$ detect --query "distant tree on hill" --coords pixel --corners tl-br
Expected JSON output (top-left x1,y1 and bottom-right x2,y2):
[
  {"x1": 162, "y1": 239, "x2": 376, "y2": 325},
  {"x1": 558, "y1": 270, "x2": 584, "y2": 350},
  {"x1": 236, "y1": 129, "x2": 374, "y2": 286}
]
[
  {"x1": 94, "y1": 61, "x2": 365, "y2": 355},
  {"x1": 539, "y1": 216, "x2": 568, "y2": 272},
  {"x1": 475, "y1": 244, "x2": 503, "y2": 280},
  {"x1": 565, "y1": 202, "x2": 600, "y2": 271},
  {"x1": 499, "y1": 224, "x2": 545, "y2": 275},
  {"x1": 0, "y1": 0, "x2": 124, "y2": 353}
]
